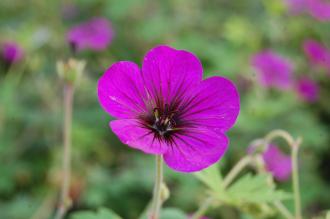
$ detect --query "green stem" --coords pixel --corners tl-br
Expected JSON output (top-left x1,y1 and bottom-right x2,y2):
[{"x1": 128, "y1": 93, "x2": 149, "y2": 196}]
[
  {"x1": 292, "y1": 139, "x2": 302, "y2": 219},
  {"x1": 223, "y1": 156, "x2": 252, "y2": 189},
  {"x1": 191, "y1": 156, "x2": 251, "y2": 219},
  {"x1": 54, "y1": 84, "x2": 74, "y2": 219},
  {"x1": 264, "y1": 130, "x2": 302, "y2": 219},
  {"x1": 273, "y1": 201, "x2": 295, "y2": 219},
  {"x1": 191, "y1": 197, "x2": 214, "y2": 219},
  {"x1": 31, "y1": 192, "x2": 57, "y2": 219},
  {"x1": 150, "y1": 155, "x2": 163, "y2": 219},
  {"x1": 264, "y1": 129, "x2": 295, "y2": 147}
]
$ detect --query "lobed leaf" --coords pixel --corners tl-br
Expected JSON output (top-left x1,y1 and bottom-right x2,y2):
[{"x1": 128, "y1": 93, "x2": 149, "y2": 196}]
[
  {"x1": 194, "y1": 163, "x2": 224, "y2": 194},
  {"x1": 226, "y1": 173, "x2": 291, "y2": 204}
]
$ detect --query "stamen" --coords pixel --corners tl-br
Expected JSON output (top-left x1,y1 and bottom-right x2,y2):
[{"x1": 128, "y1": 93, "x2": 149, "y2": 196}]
[
  {"x1": 150, "y1": 105, "x2": 179, "y2": 138},
  {"x1": 153, "y1": 108, "x2": 160, "y2": 122}
]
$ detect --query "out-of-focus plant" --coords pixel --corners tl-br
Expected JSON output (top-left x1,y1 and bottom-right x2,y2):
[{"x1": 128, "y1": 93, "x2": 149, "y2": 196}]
[
  {"x1": 190, "y1": 129, "x2": 302, "y2": 219},
  {"x1": 0, "y1": 0, "x2": 330, "y2": 219},
  {"x1": 54, "y1": 58, "x2": 85, "y2": 219}
]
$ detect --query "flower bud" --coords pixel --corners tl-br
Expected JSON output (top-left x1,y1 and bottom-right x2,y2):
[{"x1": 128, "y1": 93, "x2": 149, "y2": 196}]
[
  {"x1": 160, "y1": 182, "x2": 170, "y2": 202},
  {"x1": 57, "y1": 58, "x2": 85, "y2": 85}
]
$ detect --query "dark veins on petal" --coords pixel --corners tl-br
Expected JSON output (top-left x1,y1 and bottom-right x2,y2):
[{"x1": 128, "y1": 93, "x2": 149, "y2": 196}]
[
  {"x1": 139, "y1": 103, "x2": 181, "y2": 143},
  {"x1": 137, "y1": 84, "x2": 201, "y2": 147}
]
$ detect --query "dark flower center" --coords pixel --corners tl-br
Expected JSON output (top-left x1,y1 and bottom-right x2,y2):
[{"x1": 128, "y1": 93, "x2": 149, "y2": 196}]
[
  {"x1": 146, "y1": 104, "x2": 180, "y2": 140},
  {"x1": 153, "y1": 108, "x2": 175, "y2": 135}
]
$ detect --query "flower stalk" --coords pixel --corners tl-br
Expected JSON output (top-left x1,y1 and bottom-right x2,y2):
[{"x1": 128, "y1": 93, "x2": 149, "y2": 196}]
[
  {"x1": 192, "y1": 129, "x2": 303, "y2": 219},
  {"x1": 150, "y1": 155, "x2": 164, "y2": 219},
  {"x1": 273, "y1": 201, "x2": 295, "y2": 219},
  {"x1": 292, "y1": 138, "x2": 302, "y2": 219},
  {"x1": 54, "y1": 58, "x2": 84, "y2": 219},
  {"x1": 223, "y1": 156, "x2": 252, "y2": 189},
  {"x1": 54, "y1": 84, "x2": 74, "y2": 219},
  {"x1": 191, "y1": 156, "x2": 252, "y2": 219},
  {"x1": 264, "y1": 129, "x2": 303, "y2": 219}
]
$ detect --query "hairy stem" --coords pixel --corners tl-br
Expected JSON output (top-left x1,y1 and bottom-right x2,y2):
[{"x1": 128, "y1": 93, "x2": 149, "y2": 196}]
[
  {"x1": 150, "y1": 155, "x2": 163, "y2": 219},
  {"x1": 223, "y1": 156, "x2": 252, "y2": 189},
  {"x1": 54, "y1": 84, "x2": 74, "y2": 219},
  {"x1": 292, "y1": 138, "x2": 302, "y2": 219},
  {"x1": 273, "y1": 201, "x2": 295, "y2": 219},
  {"x1": 264, "y1": 129, "x2": 302, "y2": 219},
  {"x1": 264, "y1": 129, "x2": 295, "y2": 147},
  {"x1": 191, "y1": 156, "x2": 252, "y2": 218}
]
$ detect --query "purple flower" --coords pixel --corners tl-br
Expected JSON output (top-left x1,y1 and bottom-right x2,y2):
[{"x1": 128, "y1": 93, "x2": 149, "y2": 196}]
[
  {"x1": 97, "y1": 45, "x2": 240, "y2": 172},
  {"x1": 306, "y1": 0, "x2": 330, "y2": 21},
  {"x1": 296, "y1": 77, "x2": 319, "y2": 102},
  {"x1": 1, "y1": 41, "x2": 23, "y2": 64},
  {"x1": 303, "y1": 40, "x2": 330, "y2": 69},
  {"x1": 251, "y1": 51, "x2": 293, "y2": 90},
  {"x1": 263, "y1": 144, "x2": 292, "y2": 181},
  {"x1": 67, "y1": 17, "x2": 113, "y2": 52}
]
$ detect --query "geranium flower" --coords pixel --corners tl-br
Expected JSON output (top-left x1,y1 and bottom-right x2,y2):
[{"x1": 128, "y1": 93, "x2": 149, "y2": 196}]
[
  {"x1": 263, "y1": 144, "x2": 292, "y2": 181},
  {"x1": 296, "y1": 77, "x2": 319, "y2": 102},
  {"x1": 98, "y1": 45, "x2": 240, "y2": 172},
  {"x1": 303, "y1": 40, "x2": 330, "y2": 69},
  {"x1": 306, "y1": 0, "x2": 330, "y2": 21},
  {"x1": 251, "y1": 51, "x2": 293, "y2": 90},
  {"x1": 67, "y1": 17, "x2": 113, "y2": 52},
  {"x1": 247, "y1": 143, "x2": 292, "y2": 181},
  {"x1": 285, "y1": 0, "x2": 330, "y2": 21},
  {"x1": 1, "y1": 41, "x2": 23, "y2": 64}
]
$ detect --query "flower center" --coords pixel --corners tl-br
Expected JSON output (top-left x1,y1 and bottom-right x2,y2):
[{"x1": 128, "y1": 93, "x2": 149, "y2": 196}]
[{"x1": 151, "y1": 104, "x2": 177, "y2": 137}]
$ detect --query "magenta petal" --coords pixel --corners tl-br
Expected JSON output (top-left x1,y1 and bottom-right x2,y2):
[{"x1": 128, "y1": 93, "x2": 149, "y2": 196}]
[
  {"x1": 67, "y1": 17, "x2": 113, "y2": 51},
  {"x1": 263, "y1": 144, "x2": 292, "y2": 181},
  {"x1": 110, "y1": 119, "x2": 168, "y2": 154},
  {"x1": 296, "y1": 77, "x2": 319, "y2": 103},
  {"x1": 252, "y1": 51, "x2": 293, "y2": 90},
  {"x1": 179, "y1": 76, "x2": 240, "y2": 133},
  {"x1": 306, "y1": 0, "x2": 330, "y2": 21},
  {"x1": 98, "y1": 61, "x2": 147, "y2": 119},
  {"x1": 142, "y1": 45, "x2": 203, "y2": 105},
  {"x1": 164, "y1": 128, "x2": 228, "y2": 172},
  {"x1": 1, "y1": 41, "x2": 24, "y2": 63},
  {"x1": 303, "y1": 40, "x2": 330, "y2": 68},
  {"x1": 97, "y1": 45, "x2": 240, "y2": 172}
]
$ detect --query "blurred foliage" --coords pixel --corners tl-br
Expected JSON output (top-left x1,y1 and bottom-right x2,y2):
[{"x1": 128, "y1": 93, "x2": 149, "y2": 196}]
[
  {"x1": 70, "y1": 207, "x2": 121, "y2": 219},
  {"x1": 0, "y1": 0, "x2": 330, "y2": 219}
]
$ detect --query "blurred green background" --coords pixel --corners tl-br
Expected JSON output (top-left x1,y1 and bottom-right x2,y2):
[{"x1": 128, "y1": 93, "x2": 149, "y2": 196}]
[{"x1": 0, "y1": 0, "x2": 329, "y2": 218}]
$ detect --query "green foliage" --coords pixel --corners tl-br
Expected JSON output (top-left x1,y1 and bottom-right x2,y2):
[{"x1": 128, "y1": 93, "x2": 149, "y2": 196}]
[
  {"x1": 194, "y1": 163, "x2": 224, "y2": 195},
  {"x1": 195, "y1": 166, "x2": 291, "y2": 218},
  {"x1": 0, "y1": 0, "x2": 329, "y2": 218},
  {"x1": 226, "y1": 173, "x2": 291, "y2": 204},
  {"x1": 70, "y1": 207, "x2": 122, "y2": 219},
  {"x1": 138, "y1": 207, "x2": 187, "y2": 219}
]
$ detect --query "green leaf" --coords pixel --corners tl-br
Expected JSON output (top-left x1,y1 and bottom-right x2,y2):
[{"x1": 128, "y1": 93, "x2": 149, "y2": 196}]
[
  {"x1": 70, "y1": 207, "x2": 122, "y2": 219},
  {"x1": 226, "y1": 173, "x2": 291, "y2": 204},
  {"x1": 194, "y1": 163, "x2": 224, "y2": 194},
  {"x1": 138, "y1": 208, "x2": 186, "y2": 219}
]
